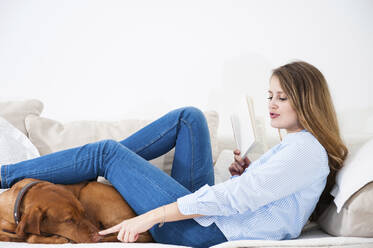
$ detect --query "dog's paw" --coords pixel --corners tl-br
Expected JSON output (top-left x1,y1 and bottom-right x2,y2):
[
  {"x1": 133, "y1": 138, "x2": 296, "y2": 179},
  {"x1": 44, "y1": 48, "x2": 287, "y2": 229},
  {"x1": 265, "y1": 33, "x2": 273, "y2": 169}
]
[
  {"x1": 52, "y1": 235, "x2": 70, "y2": 244},
  {"x1": 100, "y1": 235, "x2": 119, "y2": 242},
  {"x1": 26, "y1": 234, "x2": 69, "y2": 244}
]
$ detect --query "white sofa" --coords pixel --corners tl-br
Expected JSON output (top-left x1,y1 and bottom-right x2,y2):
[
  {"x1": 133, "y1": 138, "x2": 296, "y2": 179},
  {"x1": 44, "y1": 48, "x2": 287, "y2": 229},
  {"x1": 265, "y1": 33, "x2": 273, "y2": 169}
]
[{"x1": 1, "y1": 99, "x2": 373, "y2": 248}]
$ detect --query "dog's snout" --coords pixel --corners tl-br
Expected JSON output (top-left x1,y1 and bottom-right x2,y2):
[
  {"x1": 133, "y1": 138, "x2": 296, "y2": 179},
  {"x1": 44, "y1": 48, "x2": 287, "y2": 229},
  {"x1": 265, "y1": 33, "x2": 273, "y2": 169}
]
[{"x1": 91, "y1": 232, "x2": 103, "y2": 242}]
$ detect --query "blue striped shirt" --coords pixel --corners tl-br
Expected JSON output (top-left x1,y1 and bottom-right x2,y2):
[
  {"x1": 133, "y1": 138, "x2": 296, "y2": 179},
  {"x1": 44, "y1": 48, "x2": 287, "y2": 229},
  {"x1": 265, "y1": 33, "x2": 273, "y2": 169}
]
[{"x1": 177, "y1": 129, "x2": 329, "y2": 241}]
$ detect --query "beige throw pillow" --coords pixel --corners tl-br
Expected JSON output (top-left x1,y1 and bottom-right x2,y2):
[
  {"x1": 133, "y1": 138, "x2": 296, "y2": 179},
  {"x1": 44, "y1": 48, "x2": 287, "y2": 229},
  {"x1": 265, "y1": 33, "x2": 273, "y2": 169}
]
[
  {"x1": 318, "y1": 181, "x2": 373, "y2": 237},
  {"x1": 0, "y1": 99, "x2": 43, "y2": 136},
  {"x1": 317, "y1": 137, "x2": 373, "y2": 238},
  {"x1": 25, "y1": 111, "x2": 219, "y2": 175},
  {"x1": 331, "y1": 137, "x2": 373, "y2": 212}
]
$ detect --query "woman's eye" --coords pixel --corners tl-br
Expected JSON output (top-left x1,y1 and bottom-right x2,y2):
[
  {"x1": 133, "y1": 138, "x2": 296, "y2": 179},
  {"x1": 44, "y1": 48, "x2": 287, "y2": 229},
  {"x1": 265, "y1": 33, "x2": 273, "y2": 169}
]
[{"x1": 267, "y1": 96, "x2": 287, "y2": 101}]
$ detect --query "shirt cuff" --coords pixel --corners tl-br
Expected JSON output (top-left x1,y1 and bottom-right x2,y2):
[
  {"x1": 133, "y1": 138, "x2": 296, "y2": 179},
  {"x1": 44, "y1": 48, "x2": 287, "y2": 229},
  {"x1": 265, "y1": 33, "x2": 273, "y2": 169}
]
[
  {"x1": 177, "y1": 191, "x2": 216, "y2": 227},
  {"x1": 177, "y1": 192, "x2": 199, "y2": 215}
]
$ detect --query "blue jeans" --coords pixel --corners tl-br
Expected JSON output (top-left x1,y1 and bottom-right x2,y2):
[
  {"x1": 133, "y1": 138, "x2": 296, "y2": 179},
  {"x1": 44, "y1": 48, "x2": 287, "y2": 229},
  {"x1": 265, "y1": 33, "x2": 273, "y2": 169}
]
[{"x1": 1, "y1": 107, "x2": 227, "y2": 248}]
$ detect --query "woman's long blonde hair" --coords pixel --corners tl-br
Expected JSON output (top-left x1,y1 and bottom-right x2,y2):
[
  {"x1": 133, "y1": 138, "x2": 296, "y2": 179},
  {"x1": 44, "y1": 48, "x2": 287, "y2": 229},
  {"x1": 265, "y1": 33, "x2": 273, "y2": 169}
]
[{"x1": 272, "y1": 61, "x2": 348, "y2": 221}]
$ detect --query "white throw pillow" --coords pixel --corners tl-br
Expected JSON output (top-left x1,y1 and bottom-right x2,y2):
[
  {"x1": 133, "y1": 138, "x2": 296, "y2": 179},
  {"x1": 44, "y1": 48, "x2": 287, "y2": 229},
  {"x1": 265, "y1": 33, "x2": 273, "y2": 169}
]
[
  {"x1": 331, "y1": 137, "x2": 373, "y2": 212},
  {"x1": 0, "y1": 116, "x2": 40, "y2": 166}
]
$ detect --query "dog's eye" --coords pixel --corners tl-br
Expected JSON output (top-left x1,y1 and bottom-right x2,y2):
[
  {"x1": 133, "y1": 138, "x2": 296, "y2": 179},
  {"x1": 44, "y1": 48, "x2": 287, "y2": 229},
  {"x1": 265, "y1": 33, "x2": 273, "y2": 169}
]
[{"x1": 65, "y1": 218, "x2": 74, "y2": 224}]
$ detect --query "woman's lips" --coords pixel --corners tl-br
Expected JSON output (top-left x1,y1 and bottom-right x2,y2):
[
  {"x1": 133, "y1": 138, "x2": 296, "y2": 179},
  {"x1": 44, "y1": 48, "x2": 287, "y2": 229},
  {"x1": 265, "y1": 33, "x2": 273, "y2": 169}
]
[{"x1": 270, "y1": 113, "x2": 280, "y2": 119}]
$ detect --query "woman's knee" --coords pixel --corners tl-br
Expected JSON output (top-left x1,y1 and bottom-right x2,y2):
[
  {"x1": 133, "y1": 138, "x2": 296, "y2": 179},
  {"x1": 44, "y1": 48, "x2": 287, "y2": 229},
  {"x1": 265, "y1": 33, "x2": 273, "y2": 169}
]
[
  {"x1": 180, "y1": 106, "x2": 206, "y2": 124},
  {"x1": 96, "y1": 139, "x2": 121, "y2": 155}
]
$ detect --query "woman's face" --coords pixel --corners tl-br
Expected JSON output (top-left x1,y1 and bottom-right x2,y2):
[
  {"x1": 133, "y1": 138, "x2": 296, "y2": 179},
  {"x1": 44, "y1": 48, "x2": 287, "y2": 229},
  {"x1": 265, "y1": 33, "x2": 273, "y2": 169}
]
[{"x1": 268, "y1": 76, "x2": 303, "y2": 133}]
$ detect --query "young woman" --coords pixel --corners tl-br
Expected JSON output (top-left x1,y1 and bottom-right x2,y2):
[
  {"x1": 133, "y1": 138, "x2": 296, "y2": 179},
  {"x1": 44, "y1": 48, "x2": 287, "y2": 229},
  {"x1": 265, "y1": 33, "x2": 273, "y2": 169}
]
[{"x1": 0, "y1": 61, "x2": 348, "y2": 248}]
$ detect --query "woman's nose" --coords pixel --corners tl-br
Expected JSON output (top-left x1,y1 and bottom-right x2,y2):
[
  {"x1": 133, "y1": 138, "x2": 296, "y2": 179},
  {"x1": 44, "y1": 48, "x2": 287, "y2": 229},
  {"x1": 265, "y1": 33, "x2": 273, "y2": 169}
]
[{"x1": 269, "y1": 100, "x2": 278, "y2": 109}]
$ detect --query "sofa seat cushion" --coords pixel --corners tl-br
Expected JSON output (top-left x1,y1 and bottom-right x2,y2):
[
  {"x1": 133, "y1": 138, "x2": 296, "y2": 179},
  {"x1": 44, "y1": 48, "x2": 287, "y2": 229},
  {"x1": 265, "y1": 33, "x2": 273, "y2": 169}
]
[
  {"x1": 1, "y1": 224, "x2": 373, "y2": 248},
  {"x1": 211, "y1": 223, "x2": 373, "y2": 247}
]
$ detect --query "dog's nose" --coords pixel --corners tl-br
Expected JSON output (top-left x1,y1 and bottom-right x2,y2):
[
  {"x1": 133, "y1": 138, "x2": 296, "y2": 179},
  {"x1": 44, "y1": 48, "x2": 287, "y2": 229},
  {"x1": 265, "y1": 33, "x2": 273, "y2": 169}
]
[{"x1": 91, "y1": 232, "x2": 103, "y2": 242}]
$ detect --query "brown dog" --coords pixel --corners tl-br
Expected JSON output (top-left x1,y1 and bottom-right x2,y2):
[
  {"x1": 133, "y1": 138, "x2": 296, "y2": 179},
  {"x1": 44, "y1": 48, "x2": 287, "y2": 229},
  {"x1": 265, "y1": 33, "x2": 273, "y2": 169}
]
[{"x1": 0, "y1": 178, "x2": 153, "y2": 243}]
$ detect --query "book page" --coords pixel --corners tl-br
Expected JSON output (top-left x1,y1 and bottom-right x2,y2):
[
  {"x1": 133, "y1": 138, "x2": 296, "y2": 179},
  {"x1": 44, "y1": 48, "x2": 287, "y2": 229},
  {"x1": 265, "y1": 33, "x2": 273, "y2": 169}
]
[{"x1": 230, "y1": 96, "x2": 257, "y2": 159}]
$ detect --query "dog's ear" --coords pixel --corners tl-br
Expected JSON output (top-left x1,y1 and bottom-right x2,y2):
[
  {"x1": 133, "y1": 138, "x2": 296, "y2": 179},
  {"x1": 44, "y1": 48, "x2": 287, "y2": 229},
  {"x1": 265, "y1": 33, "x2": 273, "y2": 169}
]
[
  {"x1": 16, "y1": 207, "x2": 43, "y2": 236},
  {"x1": 0, "y1": 220, "x2": 24, "y2": 241}
]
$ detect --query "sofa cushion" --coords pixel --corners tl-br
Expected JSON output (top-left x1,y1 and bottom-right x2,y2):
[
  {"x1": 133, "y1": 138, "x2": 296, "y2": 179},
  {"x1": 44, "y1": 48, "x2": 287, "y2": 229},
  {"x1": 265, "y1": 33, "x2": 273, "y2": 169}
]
[
  {"x1": 331, "y1": 137, "x2": 373, "y2": 212},
  {"x1": 318, "y1": 181, "x2": 373, "y2": 237},
  {"x1": 318, "y1": 137, "x2": 373, "y2": 238},
  {"x1": 0, "y1": 99, "x2": 43, "y2": 136},
  {"x1": 25, "y1": 110, "x2": 219, "y2": 175}
]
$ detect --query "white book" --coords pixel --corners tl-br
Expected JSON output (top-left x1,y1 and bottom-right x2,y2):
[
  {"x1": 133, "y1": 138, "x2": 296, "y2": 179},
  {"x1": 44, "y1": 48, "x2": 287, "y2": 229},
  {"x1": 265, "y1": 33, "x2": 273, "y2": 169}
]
[{"x1": 230, "y1": 95, "x2": 258, "y2": 160}]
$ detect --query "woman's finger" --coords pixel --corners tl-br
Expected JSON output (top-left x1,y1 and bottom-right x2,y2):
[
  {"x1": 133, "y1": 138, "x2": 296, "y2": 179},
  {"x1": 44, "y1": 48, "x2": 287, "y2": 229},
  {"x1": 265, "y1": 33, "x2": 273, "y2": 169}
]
[
  {"x1": 99, "y1": 223, "x2": 121, "y2": 235},
  {"x1": 234, "y1": 155, "x2": 244, "y2": 166},
  {"x1": 229, "y1": 164, "x2": 239, "y2": 176},
  {"x1": 233, "y1": 149, "x2": 241, "y2": 155},
  {"x1": 124, "y1": 231, "x2": 130, "y2": 243},
  {"x1": 117, "y1": 226, "x2": 125, "y2": 242},
  {"x1": 134, "y1": 233, "x2": 139, "y2": 242},
  {"x1": 230, "y1": 162, "x2": 242, "y2": 174},
  {"x1": 244, "y1": 157, "x2": 251, "y2": 165},
  {"x1": 235, "y1": 163, "x2": 244, "y2": 173},
  {"x1": 129, "y1": 232, "x2": 137, "y2": 243}
]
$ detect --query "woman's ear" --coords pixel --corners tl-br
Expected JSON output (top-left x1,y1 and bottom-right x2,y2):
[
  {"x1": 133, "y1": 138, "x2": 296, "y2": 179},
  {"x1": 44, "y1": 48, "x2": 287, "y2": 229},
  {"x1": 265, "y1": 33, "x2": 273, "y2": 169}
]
[{"x1": 15, "y1": 207, "x2": 43, "y2": 236}]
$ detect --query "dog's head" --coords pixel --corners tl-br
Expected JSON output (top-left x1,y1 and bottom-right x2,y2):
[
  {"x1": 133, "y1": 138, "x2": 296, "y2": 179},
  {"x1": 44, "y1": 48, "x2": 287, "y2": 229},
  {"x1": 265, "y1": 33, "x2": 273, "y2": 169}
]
[{"x1": 15, "y1": 181, "x2": 102, "y2": 243}]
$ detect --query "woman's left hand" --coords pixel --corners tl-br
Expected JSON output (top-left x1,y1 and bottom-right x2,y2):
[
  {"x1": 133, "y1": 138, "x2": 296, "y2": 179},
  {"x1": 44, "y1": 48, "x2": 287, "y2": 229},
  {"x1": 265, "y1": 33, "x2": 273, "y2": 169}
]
[{"x1": 98, "y1": 213, "x2": 155, "y2": 243}]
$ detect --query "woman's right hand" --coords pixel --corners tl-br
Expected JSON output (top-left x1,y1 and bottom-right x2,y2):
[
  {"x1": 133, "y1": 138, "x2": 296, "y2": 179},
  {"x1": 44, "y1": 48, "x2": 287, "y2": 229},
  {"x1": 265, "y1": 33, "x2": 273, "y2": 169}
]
[{"x1": 228, "y1": 149, "x2": 251, "y2": 176}]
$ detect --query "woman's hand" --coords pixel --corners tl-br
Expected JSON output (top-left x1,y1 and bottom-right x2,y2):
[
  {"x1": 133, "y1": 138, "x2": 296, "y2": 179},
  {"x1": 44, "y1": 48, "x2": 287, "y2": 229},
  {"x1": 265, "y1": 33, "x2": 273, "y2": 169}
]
[
  {"x1": 98, "y1": 202, "x2": 201, "y2": 243},
  {"x1": 228, "y1": 149, "x2": 251, "y2": 176},
  {"x1": 98, "y1": 213, "x2": 155, "y2": 243}
]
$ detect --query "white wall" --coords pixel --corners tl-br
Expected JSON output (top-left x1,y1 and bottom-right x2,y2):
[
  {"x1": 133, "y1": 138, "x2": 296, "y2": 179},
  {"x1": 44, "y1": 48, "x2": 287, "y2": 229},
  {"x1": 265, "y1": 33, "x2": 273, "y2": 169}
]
[{"x1": 1, "y1": 0, "x2": 372, "y2": 142}]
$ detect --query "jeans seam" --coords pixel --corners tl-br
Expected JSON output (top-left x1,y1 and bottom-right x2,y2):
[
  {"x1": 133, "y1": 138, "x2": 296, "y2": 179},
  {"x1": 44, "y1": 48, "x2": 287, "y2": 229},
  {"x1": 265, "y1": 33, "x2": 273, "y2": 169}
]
[
  {"x1": 133, "y1": 122, "x2": 179, "y2": 155},
  {"x1": 155, "y1": 221, "x2": 224, "y2": 248},
  {"x1": 124, "y1": 163, "x2": 182, "y2": 204},
  {"x1": 155, "y1": 221, "x2": 216, "y2": 247},
  {"x1": 5, "y1": 148, "x2": 112, "y2": 187},
  {"x1": 63, "y1": 140, "x2": 119, "y2": 179},
  {"x1": 180, "y1": 118, "x2": 195, "y2": 192},
  {"x1": 21, "y1": 163, "x2": 77, "y2": 179}
]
